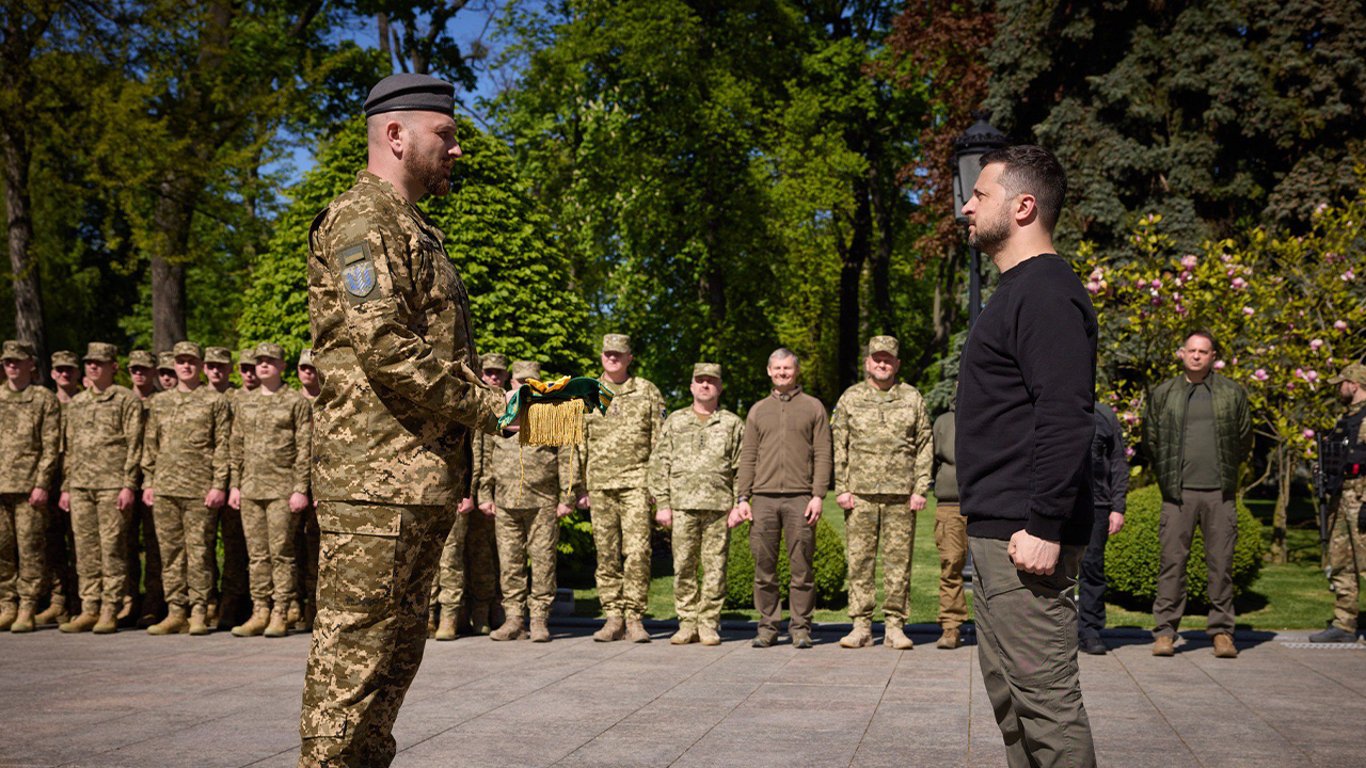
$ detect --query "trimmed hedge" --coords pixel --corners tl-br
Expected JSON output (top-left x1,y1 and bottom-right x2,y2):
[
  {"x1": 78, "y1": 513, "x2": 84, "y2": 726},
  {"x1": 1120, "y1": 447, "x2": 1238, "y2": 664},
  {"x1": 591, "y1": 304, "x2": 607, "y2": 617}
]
[
  {"x1": 1105, "y1": 485, "x2": 1265, "y2": 607},
  {"x1": 723, "y1": 518, "x2": 847, "y2": 609}
]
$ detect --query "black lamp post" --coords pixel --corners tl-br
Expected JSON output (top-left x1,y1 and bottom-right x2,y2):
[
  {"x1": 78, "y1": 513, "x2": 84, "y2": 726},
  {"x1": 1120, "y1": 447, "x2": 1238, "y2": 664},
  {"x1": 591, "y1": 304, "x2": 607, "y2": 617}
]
[{"x1": 951, "y1": 115, "x2": 1009, "y2": 326}]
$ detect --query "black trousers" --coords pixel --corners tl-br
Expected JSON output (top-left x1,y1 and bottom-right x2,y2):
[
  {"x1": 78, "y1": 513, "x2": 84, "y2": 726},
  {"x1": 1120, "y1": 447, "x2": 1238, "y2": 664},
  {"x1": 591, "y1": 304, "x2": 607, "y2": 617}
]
[{"x1": 1077, "y1": 505, "x2": 1111, "y2": 641}]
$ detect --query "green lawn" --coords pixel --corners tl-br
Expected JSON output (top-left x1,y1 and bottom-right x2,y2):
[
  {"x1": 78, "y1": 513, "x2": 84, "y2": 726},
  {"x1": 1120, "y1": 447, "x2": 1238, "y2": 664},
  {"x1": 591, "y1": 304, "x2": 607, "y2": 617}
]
[{"x1": 573, "y1": 494, "x2": 1346, "y2": 630}]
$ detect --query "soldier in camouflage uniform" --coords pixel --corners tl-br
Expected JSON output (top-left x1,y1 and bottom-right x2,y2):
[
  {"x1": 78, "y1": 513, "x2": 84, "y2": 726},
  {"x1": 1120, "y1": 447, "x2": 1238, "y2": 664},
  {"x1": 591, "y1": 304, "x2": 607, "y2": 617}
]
[
  {"x1": 36, "y1": 350, "x2": 82, "y2": 625},
  {"x1": 142, "y1": 341, "x2": 232, "y2": 636},
  {"x1": 582, "y1": 333, "x2": 665, "y2": 643},
  {"x1": 430, "y1": 352, "x2": 507, "y2": 641},
  {"x1": 156, "y1": 353, "x2": 178, "y2": 392},
  {"x1": 0, "y1": 341, "x2": 60, "y2": 633},
  {"x1": 57, "y1": 343, "x2": 143, "y2": 634},
  {"x1": 238, "y1": 348, "x2": 261, "y2": 392},
  {"x1": 1311, "y1": 363, "x2": 1366, "y2": 643},
  {"x1": 649, "y1": 363, "x2": 743, "y2": 647},
  {"x1": 127, "y1": 349, "x2": 165, "y2": 627},
  {"x1": 294, "y1": 348, "x2": 321, "y2": 630},
  {"x1": 484, "y1": 360, "x2": 580, "y2": 643},
  {"x1": 832, "y1": 336, "x2": 932, "y2": 650},
  {"x1": 298, "y1": 73, "x2": 507, "y2": 768},
  {"x1": 229, "y1": 343, "x2": 311, "y2": 638},
  {"x1": 208, "y1": 345, "x2": 250, "y2": 629}
]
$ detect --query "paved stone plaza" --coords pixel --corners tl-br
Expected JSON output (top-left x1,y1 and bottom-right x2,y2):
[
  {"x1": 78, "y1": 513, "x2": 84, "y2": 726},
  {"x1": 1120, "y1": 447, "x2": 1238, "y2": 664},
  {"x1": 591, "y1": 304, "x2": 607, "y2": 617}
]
[{"x1": 2, "y1": 623, "x2": 1363, "y2": 768}]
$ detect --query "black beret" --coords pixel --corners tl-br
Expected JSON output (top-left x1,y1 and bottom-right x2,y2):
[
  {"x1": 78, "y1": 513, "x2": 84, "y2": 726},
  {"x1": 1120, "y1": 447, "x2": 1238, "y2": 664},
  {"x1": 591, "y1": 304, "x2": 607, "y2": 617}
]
[{"x1": 364, "y1": 73, "x2": 455, "y2": 117}]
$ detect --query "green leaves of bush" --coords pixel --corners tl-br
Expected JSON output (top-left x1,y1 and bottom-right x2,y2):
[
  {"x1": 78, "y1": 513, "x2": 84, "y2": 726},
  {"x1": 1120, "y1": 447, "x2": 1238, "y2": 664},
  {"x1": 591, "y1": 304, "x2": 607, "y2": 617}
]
[{"x1": 723, "y1": 518, "x2": 848, "y2": 609}]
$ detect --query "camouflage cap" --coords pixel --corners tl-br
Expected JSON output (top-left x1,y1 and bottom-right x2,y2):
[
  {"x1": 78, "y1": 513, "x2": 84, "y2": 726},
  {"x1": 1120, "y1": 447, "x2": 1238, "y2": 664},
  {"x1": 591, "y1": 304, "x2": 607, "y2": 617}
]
[
  {"x1": 511, "y1": 360, "x2": 541, "y2": 380},
  {"x1": 298, "y1": 349, "x2": 315, "y2": 368},
  {"x1": 2, "y1": 340, "x2": 35, "y2": 361},
  {"x1": 127, "y1": 349, "x2": 155, "y2": 369},
  {"x1": 157, "y1": 352, "x2": 176, "y2": 372},
  {"x1": 602, "y1": 334, "x2": 632, "y2": 354},
  {"x1": 867, "y1": 335, "x2": 899, "y2": 358},
  {"x1": 693, "y1": 362, "x2": 722, "y2": 380},
  {"x1": 480, "y1": 352, "x2": 509, "y2": 371},
  {"x1": 172, "y1": 341, "x2": 203, "y2": 360},
  {"x1": 51, "y1": 350, "x2": 79, "y2": 369},
  {"x1": 1328, "y1": 362, "x2": 1366, "y2": 387},
  {"x1": 84, "y1": 342, "x2": 119, "y2": 362},
  {"x1": 253, "y1": 341, "x2": 285, "y2": 362},
  {"x1": 204, "y1": 346, "x2": 232, "y2": 365},
  {"x1": 237, "y1": 349, "x2": 256, "y2": 367}
]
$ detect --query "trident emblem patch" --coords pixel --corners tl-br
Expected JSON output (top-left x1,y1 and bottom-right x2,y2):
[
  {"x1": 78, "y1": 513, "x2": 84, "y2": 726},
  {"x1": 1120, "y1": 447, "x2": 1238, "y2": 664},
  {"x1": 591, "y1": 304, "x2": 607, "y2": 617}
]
[{"x1": 342, "y1": 261, "x2": 377, "y2": 297}]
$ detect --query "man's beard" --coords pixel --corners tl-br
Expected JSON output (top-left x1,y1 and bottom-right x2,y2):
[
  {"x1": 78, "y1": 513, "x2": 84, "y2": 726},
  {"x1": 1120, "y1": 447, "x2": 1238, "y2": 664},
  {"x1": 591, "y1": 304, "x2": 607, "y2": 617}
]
[
  {"x1": 968, "y1": 211, "x2": 1010, "y2": 254},
  {"x1": 406, "y1": 150, "x2": 452, "y2": 196}
]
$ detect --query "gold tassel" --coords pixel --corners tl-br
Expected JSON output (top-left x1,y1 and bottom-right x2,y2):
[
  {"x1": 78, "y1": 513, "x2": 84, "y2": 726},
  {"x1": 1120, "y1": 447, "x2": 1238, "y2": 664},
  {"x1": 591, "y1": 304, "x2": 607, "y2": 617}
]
[{"x1": 522, "y1": 399, "x2": 585, "y2": 447}]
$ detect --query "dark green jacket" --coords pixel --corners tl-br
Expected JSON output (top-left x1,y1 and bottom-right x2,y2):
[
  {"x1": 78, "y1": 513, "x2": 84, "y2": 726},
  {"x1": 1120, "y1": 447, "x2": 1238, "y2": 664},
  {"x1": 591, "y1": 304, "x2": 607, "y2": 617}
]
[{"x1": 1142, "y1": 372, "x2": 1251, "y2": 503}]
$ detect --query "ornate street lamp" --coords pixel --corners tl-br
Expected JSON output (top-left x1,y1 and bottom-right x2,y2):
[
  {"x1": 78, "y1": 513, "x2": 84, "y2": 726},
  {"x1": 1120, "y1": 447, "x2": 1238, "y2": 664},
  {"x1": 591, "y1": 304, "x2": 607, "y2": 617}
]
[{"x1": 951, "y1": 115, "x2": 1008, "y2": 325}]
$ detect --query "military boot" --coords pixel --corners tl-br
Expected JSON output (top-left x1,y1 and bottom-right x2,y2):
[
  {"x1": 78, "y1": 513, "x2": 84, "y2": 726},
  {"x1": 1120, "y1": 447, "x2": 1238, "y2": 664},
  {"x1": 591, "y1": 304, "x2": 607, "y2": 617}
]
[
  {"x1": 116, "y1": 595, "x2": 133, "y2": 622},
  {"x1": 670, "y1": 625, "x2": 698, "y2": 645},
  {"x1": 231, "y1": 602, "x2": 270, "y2": 637},
  {"x1": 34, "y1": 598, "x2": 67, "y2": 626},
  {"x1": 469, "y1": 601, "x2": 493, "y2": 635},
  {"x1": 529, "y1": 617, "x2": 551, "y2": 643},
  {"x1": 92, "y1": 602, "x2": 119, "y2": 634},
  {"x1": 300, "y1": 600, "x2": 316, "y2": 631},
  {"x1": 839, "y1": 622, "x2": 873, "y2": 649},
  {"x1": 434, "y1": 611, "x2": 459, "y2": 641},
  {"x1": 884, "y1": 623, "x2": 914, "y2": 650},
  {"x1": 188, "y1": 604, "x2": 211, "y2": 636},
  {"x1": 489, "y1": 616, "x2": 527, "y2": 641},
  {"x1": 427, "y1": 608, "x2": 437, "y2": 638},
  {"x1": 936, "y1": 627, "x2": 961, "y2": 650},
  {"x1": 698, "y1": 625, "x2": 722, "y2": 646},
  {"x1": 263, "y1": 606, "x2": 289, "y2": 638},
  {"x1": 205, "y1": 597, "x2": 219, "y2": 627},
  {"x1": 625, "y1": 618, "x2": 651, "y2": 643},
  {"x1": 286, "y1": 599, "x2": 302, "y2": 627},
  {"x1": 59, "y1": 610, "x2": 99, "y2": 633},
  {"x1": 0, "y1": 603, "x2": 16, "y2": 631},
  {"x1": 147, "y1": 605, "x2": 189, "y2": 635},
  {"x1": 10, "y1": 602, "x2": 37, "y2": 634},
  {"x1": 593, "y1": 616, "x2": 625, "y2": 642}
]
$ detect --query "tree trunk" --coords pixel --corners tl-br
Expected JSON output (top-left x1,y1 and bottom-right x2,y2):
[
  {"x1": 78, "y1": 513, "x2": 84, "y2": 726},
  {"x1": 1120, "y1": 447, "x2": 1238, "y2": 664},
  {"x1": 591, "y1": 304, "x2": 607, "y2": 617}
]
[
  {"x1": 1270, "y1": 440, "x2": 1290, "y2": 564},
  {"x1": 868, "y1": 161, "x2": 895, "y2": 335},
  {"x1": 150, "y1": 172, "x2": 193, "y2": 351},
  {"x1": 1, "y1": 119, "x2": 47, "y2": 366},
  {"x1": 837, "y1": 180, "x2": 872, "y2": 393}
]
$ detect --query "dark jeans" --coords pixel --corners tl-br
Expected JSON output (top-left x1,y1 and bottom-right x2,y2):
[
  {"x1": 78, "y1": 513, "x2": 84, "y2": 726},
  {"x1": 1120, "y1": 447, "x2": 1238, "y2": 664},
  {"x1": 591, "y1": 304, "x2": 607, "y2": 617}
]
[{"x1": 1077, "y1": 505, "x2": 1111, "y2": 641}]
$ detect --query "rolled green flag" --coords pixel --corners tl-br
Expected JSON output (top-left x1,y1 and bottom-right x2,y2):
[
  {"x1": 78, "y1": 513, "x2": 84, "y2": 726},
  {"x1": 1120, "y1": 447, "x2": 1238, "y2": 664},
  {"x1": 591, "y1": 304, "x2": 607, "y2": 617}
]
[{"x1": 498, "y1": 375, "x2": 614, "y2": 446}]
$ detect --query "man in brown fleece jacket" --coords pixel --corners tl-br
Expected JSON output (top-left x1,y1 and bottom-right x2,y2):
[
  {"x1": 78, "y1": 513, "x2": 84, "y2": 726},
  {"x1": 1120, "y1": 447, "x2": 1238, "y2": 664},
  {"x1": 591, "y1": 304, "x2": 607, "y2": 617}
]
[{"x1": 730, "y1": 348, "x2": 832, "y2": 648}]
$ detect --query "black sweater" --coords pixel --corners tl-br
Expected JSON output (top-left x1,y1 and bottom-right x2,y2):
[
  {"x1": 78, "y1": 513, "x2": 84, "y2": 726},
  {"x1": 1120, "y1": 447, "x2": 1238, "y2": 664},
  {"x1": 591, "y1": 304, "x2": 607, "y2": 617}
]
[{"x1": 956, "y1": 254, "x2": 1097, "y2": 544}]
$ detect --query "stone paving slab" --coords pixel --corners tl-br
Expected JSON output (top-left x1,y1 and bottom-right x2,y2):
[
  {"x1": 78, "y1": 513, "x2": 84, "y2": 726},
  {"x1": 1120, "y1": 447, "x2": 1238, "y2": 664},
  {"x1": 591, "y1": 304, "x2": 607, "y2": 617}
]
[{"x1": 1, "y1": 625, "x2": 1362, "y2": 768}]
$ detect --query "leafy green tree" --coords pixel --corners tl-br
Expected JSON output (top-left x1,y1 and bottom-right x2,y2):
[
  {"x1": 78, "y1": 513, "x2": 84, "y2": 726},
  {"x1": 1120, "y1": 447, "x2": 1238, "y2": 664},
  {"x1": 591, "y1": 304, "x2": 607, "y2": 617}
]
[{"x1": 239, "y1": 115, "x2": 592, "y2": 373}]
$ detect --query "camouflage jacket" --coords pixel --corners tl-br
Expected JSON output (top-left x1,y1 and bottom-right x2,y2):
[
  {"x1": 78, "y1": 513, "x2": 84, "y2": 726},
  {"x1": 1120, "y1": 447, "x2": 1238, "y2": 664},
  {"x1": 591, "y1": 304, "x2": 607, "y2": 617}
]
[
  {"x1": 478, "y1": 431, "x2": 579, "y2": 510},
  {"x1": 307, "y1": 171, "x2": 504, "y2": 508},
  {"x1": 143, "y1": 386, "x2": 232, "y2": 498},
  {"x1": 831, "y1": 380, "x2": 933, "y2": 498},
  {"x1": 62, "y1": 384, "x2": 143, "y2": 491},
  {"x1": 648, "y1": 407, "x2": 744, "y2": 512},
  {"x1": 230, "y1": 387, "x2": 312, "y2": 500},
  {"x1": 133, "y1": 389, "x2": 156, "y2": 487},
  {"x1": 0, "y1": 384, "x2": 61, "y2": 494},
  {"x1": 582, "y1": 375, "x2": 665, "y2": 491}
]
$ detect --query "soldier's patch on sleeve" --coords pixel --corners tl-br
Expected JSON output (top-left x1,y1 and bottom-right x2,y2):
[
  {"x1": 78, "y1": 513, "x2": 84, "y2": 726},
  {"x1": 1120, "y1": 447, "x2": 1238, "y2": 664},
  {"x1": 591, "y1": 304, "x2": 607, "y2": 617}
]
[{"x1": 337, "y1": 241, "x2": 380, "y2": 305}]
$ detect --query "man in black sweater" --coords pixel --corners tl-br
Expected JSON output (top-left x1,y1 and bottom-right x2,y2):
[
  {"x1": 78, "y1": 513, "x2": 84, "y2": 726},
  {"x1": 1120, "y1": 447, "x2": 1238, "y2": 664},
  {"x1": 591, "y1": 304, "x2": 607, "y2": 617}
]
[{"x1": 956, "y1": 144, "x2": 1098, "y2": 768}]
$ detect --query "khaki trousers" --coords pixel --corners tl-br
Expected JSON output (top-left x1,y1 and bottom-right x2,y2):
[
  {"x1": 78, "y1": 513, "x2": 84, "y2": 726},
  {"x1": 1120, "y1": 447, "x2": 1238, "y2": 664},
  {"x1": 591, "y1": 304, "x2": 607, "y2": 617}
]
[
  {"x1": 934, "y1": 503, "x2": 968, "y2": 629},
  {"x1": 299, "y1": 501, "x2": 451, "y2": 768},
  {"x1": 495, "y1": 505, "x2": 559, "y2": 619},
  {"x1": 126, "y1": 498, "x2": 163, "y2": 612},
  {"x1": 1152, "y1": 489, "x2": 1237, "y2": 637},
  {"x1": 845, "y1": 494, "x2": 915, "y2": 625},
  {"x1": 590, "y1": 487, "x2": 652, "y2": 619},
  {"x1": 242, "y1": 498, "x2": 299, "y2": 607},
  {"x1": 0, "y1": 493, "x2": 46, "y2": 605},
  {"x1": 1326, "y1": 480, "x2": 1365, "y2": 632},
  {"x1": 154, "y1": 495, "x2": 217, "y2": 608},
  {"x1": 70, "y1": 488, "x2": 131, "y2": 608},
  {"x1": 971, "y1": 536, "x2": 1095, "y2": 768},
  {"x1": 432, "y1": 511, "x2": 467, "y2": 609},
  {"x1": 671, "y1": 509, "x2": 729, "y2": 629},
  {"x1": 750, "y1": 494, "x2": 815, "y2": 633}
]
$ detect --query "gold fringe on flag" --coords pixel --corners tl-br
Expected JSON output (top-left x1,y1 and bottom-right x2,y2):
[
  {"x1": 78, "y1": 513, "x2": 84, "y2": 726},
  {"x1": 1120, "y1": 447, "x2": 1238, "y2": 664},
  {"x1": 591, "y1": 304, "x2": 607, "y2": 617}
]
[{"x1": 521, "y1": 399, "x2": 586, "y2": 446}]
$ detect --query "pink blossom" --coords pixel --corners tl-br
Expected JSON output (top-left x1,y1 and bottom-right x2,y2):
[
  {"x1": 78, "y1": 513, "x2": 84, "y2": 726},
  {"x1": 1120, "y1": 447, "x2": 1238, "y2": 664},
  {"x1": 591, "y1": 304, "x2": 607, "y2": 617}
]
[
  {"x1": 1242, "y1": 307, "x2": 1255, "y2": 316},
  {"x1": 1086, "y1": 280, "x2": 1101, "y2": 294},
  {"x1": 1180, "y1": 254, "x2": 1198, "y2": 270},
  {"x1": 1150, "y1": 279, "x2": 1162, "y2": 289},
  {"x1": 1213, "y1": 360, "x2": 1226, "y2": 370},
  {"x1": 1124, "y1": 446, "x2": 1136, "y2": 459},
  {"x1": 1231, "y1": 277, "x2": 1247, "y2": 290},
  {"x1": 1310, "y1": 339, "x2": 1324, "y2": 351},
  {"x1": 1221, "y1": 253, "x2": 1233, "y2": 263},
  {"x1": 1303, "y1": 428, "x2": 1316, "y2": 440},
  {"x1": 1335, "y1": 320, "x2": 1349, "y2": 331},
  {"x1": 1343, "y1": 269, "x2": 1356, "y2": 281},
  {"x1": 1305, "y1": 369, "x2": 1319, "y2": 382},
  {"x1": 1325, "y1": 252, "x2": 1339, "y2": 263},
  {"x1": 1089, "y1": 268, "x2": 1104, "y2": 281},
  {"x1": 1315, "y1": 203, "x2": 1329, "y2": 215},
  {"x1": 1253, "y1": 369, "x2": 1269, "y2": 381}
]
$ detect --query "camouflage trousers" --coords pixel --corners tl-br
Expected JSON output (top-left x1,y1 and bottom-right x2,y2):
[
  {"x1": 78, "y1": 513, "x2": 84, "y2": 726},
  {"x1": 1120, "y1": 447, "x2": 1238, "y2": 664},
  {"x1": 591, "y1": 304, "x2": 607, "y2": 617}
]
[
  {"x1": 299, "y1": 501, "x2": 452, "y2": 768},
  {"x1": 0, "y1": 493, "x2": 47, "y2": 606},
  {"x1": 126, "y1": 499, "x2": 162, "y2": 613},
  {"x1": 1327, "y1": 481, "x2": 1365, "y2": 633},
  {"x1": 670, "y1": 509, "x2": 729, "y2": 630},
  {"x1": 154, "y1": 495, "x2": 218, "y2": 609},
  {"x1": 70, "y1": 488, "x2": 132, "y2": 608},
  {"x1": 589, "y1": 487, "x2": 652, "y2": 619},
  {"x1": 295, "y1": 505, "x2": 320, "y2": 609},
  {"x1": 431, "y1": 511, "x2": 468, "y2": 608},
  {"x1": 934, "y1": 503, "x2": 968, "y2": 629},
  {"x1": 495, "y1": 505, "x2": 559, "y2": 619},
  {"x1": 845, "y1": 494, "x2": 916, "y2": 625},
  {"x1": 242, "y1": 498, "x2": 299, "y2": 607},
  {"x1": 216, "y1": 505, "x2": 249, "y2": 604},
  {"x1": 464, "y1": 509, "x2": 498, "y2": 609}
]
